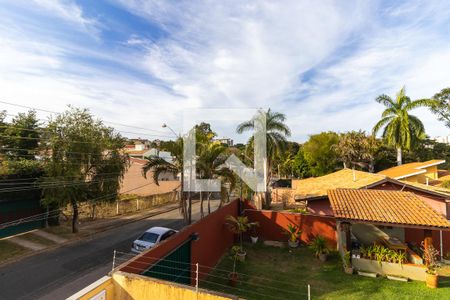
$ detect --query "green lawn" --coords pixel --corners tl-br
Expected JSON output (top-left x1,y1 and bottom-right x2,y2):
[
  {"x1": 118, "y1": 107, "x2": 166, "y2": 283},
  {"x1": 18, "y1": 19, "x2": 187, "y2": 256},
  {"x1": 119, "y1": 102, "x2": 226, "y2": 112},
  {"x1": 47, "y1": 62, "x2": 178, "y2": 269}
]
[{"x1": 200, "y1": 243, "x2": 450, "y2": 300}]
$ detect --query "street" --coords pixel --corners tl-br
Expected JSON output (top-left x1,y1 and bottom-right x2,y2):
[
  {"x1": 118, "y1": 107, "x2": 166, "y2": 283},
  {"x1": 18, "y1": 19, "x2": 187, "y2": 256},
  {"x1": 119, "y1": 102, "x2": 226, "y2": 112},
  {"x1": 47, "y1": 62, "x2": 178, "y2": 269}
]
[{"x1": 0, "y1": 201, "x2": 219, "y2": 300}]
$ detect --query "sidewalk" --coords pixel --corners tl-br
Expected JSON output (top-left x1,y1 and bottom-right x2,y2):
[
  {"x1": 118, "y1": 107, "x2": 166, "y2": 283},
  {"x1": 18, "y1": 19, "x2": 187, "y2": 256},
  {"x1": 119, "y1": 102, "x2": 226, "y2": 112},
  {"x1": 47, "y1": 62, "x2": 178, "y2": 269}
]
[{"x1": 0, "y1": 201, "x2": 181, "y2": 266}]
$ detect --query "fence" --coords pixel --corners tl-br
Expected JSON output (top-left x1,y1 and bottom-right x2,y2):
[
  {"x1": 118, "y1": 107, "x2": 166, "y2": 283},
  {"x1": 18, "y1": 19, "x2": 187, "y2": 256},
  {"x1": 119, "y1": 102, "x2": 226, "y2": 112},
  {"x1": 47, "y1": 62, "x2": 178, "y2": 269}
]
[
  {"x1": 63, "y1": 191, "x2": 178, "y2": 220},
  {"x1": 244, "y1": 208, "x2": 337, "y2": 247}
]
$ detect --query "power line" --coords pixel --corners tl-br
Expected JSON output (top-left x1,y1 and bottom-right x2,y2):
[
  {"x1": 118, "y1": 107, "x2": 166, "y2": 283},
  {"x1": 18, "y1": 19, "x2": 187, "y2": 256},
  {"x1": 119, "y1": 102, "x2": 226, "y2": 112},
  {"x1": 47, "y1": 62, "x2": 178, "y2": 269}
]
[
  {"x1": 0, "y1": 181, "x2": 178, "y2": 229},
  {"x1": 0, "y1": 124, "x2": 173, "y2": 139},
  {"x1": 0, "y1": 100, "x2": 174, "y2": 136}
]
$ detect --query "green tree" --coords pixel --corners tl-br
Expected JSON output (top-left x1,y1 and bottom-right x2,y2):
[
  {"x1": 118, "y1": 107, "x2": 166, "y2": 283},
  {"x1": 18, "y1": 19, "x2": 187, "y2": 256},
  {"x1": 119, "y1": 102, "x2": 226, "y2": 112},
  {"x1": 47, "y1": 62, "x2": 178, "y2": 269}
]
[
  {"x1": 2, "y1": 110, "x2": 40, "y2": 160},
  {"x1": 143, "y1": 138, "x2": 187, "y2": 221},
  {"x1": 372, "y1": 87, "x2": 434, "y2": 165},
  {"x1": 40, "y1": 107, "x2": 128, "y2": 233},
  {"x1": 291, "y1": 147, "x2": 311, "y2": 178},
  {"x1": 303, "y1": 131, "x2": 339, "y2": 176},
  {"x1": 430, "y1": 87, "x2": 450, "y2": 128},
  {"x1": 236, "y1": 109, "x2": 291, "y2": 208},
  {"x1": 333, "y1": 131, "x2": 380, "y2": 172},
  {"x1": 197, "y1": 141, "x2": 234, "y2": 216}
]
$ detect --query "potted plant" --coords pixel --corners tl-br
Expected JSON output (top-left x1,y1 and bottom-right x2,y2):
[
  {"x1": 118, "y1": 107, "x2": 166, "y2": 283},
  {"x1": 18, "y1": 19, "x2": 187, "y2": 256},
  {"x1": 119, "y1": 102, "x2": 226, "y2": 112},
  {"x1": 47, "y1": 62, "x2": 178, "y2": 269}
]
[
  {"x1": 342, "y1": 249, "x2": 353, "y2": 274},
  {"x1": 226, "y1": 215, "x2": 258, "y2": 261},
  {"x1": 250, "y1": 224, "x2": 260, "y2": 244},
  {"x1": 284, "y1": 223, "x2": 302, "y2": 248},
  {"x1": 228, "y1": 245, "x2": 240, "y2": 287},
  {"x1": 421, "y1": 242, "x2": 440, "y2": 289},
  {"x1": 309, "y1": 235, "x2": 329, "y2": 261}
]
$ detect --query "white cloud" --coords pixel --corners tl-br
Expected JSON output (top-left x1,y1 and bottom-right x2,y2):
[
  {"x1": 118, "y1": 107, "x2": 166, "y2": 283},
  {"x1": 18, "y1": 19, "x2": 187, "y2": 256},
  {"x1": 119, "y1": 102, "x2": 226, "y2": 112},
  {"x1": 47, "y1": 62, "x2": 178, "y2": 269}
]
[
  {"x1": 31, "y1": 0, "x2": 100, "y2": 35},
  {"x1": 0, "y1": 0, "x2": 449, "y2": 142}
]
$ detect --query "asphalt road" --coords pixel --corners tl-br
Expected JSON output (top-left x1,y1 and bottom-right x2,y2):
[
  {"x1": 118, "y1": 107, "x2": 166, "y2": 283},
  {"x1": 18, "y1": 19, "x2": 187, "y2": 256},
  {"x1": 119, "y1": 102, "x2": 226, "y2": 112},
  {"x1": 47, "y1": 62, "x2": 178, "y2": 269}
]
[{"x1": 0, "y1": 201, "x2": 219, "y2": 300}]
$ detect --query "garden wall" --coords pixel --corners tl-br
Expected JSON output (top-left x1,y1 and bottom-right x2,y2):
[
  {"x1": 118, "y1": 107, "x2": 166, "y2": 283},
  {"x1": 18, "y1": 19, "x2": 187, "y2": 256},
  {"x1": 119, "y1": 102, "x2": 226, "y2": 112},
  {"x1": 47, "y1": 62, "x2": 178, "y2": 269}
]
[
  {"x1": 244, "y1": 209, "x2": 337, "y2": 248},
  {"x1": 118, "y1": 199, "x2": 239, "y2": 284},
  {"x1": 352, "y1": 258, "x2": 427, "y2": 281},
  {"x1": 63, "y1": 191, "x2": 178, "y2": 220}
]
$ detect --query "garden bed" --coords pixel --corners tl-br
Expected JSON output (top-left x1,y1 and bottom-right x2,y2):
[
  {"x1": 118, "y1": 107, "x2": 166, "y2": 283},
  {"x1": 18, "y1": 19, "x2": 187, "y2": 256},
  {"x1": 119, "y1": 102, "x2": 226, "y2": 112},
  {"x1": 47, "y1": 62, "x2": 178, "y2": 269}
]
[{"x1": 200, "y1": 242, "x2": 450, "y2": 300}]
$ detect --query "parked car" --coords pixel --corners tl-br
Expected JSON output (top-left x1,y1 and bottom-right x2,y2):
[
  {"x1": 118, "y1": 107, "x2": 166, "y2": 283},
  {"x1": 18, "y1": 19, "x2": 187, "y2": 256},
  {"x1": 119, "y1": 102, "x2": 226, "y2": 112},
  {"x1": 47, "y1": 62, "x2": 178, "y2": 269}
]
[{"x1": 131, "y1": 227, "x2": 177, "y2": 254}]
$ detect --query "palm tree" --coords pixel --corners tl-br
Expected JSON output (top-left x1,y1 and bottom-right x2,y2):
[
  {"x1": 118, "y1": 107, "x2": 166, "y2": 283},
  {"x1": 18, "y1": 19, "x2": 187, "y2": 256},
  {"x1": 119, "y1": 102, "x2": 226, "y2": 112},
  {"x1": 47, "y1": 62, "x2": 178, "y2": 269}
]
[
  {"x1": 142, "y1": 138, "x2": 188, "y2": 222},
  {"x1": 237, "y1": 109, "x2": 291, "y2": 208},
  {"x1": 197, "y1": 142, "x2": 236, "y2": 217},
  {"x1": 372, "y1": 87, "x2": 434, "y2": 165}
]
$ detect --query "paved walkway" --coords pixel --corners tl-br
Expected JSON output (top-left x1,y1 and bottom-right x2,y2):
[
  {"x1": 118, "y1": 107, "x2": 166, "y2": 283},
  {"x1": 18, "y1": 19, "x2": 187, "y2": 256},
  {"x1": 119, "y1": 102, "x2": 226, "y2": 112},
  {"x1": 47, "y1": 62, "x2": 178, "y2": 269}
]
[
  {"x1": 8, "y1": 237, "x2": 46, "y2": 251},
  {"x1": 33, "y1": 230, "x2": 67, "y2": 244}
]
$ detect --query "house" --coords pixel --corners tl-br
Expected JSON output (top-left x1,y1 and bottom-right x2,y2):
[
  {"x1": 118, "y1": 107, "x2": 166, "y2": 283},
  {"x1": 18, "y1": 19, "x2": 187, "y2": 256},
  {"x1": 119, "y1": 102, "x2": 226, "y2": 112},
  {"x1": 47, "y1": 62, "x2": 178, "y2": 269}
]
[
  {"x1": 329, "y1": 188, "x2": 450, "y2": 278},
  {"x1": 377, "y1": 159, "x2": 445, "y2": 185},
  {"x1": 120, "y1": 158, "x2": 178, "y2": 196},
  {"x1": 213, "y1": 137, "x2": 233, "y2": 147}
]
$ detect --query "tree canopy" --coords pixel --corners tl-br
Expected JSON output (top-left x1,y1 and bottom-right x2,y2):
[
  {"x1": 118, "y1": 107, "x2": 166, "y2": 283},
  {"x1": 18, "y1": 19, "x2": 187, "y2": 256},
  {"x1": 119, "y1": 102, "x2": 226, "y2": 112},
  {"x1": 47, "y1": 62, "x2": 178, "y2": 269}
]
[{"x1": 40, "y1": 107, "x2": 128, "y2": 233}]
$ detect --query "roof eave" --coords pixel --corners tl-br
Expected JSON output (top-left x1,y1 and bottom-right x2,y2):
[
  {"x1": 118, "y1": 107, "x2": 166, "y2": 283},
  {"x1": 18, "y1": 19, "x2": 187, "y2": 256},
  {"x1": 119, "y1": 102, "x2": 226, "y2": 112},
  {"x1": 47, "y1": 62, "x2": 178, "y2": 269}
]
[{"x1": 335, "y1": 218, "x2": 450, "y2": 231}]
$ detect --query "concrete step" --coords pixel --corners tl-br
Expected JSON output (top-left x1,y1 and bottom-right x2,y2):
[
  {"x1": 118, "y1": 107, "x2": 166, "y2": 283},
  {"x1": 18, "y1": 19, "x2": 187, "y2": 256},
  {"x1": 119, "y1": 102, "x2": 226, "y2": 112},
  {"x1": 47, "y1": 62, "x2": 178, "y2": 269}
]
[{"x1": 8, "y1": 237, "x2": 46, "y2": 251}]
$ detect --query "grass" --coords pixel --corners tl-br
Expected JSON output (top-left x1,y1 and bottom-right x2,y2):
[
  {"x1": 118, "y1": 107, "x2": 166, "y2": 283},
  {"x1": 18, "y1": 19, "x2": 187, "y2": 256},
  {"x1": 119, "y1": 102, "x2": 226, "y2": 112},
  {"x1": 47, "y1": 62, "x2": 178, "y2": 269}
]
[
  {"x1": 200, "y1": 242, "x2": 450, "y2": 300},
  {"x1": 0, "y1": 240, "x2": 29, "y2": 262},
  {"x1": 43, "y1": 225, "x2": 74, "y2": 238}
]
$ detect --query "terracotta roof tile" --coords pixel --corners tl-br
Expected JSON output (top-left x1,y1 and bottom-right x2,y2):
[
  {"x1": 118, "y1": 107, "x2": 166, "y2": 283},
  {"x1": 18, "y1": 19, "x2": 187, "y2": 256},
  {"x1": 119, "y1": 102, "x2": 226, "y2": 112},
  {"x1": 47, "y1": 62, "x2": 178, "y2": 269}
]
[
  {"x1": 377, "y1": 160, "x2": 445, "y2": 179},
  {"x1": 293, "y1": 169, "x2": 386, "y2": 199},
  {"x1": 328, "y1": 189, "x2": 450, "y2": 228}
]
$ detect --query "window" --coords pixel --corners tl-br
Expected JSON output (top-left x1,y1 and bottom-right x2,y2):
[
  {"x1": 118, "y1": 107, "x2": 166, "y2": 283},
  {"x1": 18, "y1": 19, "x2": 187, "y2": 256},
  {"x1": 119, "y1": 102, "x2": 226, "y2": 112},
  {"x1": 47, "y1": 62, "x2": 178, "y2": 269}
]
[{"x1": 139, "y1": 232, "x2": 159, "y2": 243}]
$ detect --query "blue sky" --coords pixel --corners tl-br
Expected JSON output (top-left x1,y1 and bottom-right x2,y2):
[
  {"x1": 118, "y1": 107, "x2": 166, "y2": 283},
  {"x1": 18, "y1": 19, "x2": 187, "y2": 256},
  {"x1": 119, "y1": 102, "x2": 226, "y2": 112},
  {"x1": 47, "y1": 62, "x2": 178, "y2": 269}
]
[{"x1": 0, "y1": 0, "x2": 449, "y2": 142}]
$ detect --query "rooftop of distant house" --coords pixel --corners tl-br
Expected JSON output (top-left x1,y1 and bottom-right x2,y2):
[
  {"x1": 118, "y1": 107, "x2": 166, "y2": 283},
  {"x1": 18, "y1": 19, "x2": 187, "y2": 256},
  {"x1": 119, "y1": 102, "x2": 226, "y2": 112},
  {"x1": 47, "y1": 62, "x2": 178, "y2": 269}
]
[
  {"x1": 292, "y1": 168, "x2": 450, "y2": 200},
  {"x1": 293, "y1": 169, "x2": 387, "y2": 200},
  {"x1": 377, "y1": 159, "x2": 445, "y2": 180}
]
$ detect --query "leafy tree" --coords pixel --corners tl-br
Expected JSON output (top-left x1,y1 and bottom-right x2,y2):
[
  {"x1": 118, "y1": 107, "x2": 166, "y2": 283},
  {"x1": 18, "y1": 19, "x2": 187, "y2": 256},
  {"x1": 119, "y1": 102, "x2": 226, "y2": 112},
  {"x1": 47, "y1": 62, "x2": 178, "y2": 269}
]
[
  {"x1": 237, "y1": 109, "x2": 291, "y2": 208},
  {"x1": 290, "y1": 147, "x2": 312, "y2": 178},
  {"x1": 430, "y1": 87, "x2": 450, "y2": 128},
  {"x1": 2, "y1": 110, "x2": 40, "y2": 160},
  {"x1": 40, "y1": 107, "x2": 128, "y2": 233},
  {"x1": 333, "y1": 131, "x2": 380, "y2": 172},
  {"x1": 303, "y1": 132, "x2": 339, "y2": 176},
  {"x1": 372, "y1": 87, "x2": 434, "y2": 165}
]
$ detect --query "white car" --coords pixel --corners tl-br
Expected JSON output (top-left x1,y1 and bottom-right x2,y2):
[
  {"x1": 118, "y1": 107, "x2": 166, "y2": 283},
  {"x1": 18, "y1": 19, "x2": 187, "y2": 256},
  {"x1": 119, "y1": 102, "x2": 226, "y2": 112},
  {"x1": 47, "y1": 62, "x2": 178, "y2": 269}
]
[{"x1": 131, "y1": 227, "x2": 177, "y2": 254}]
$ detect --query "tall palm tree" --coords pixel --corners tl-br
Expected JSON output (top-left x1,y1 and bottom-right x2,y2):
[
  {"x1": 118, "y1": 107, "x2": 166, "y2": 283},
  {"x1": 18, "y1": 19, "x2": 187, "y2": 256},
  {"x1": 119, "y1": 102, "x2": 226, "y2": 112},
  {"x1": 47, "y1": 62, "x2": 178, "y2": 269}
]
[
  {"x1": 142, "y1": 138, "x2": 188, "y2": 222},
  {"x1": 372, "y1": 87, "x2": 434, "y2": 165},
  {"x1": 237, "y1": 109, "x2": 291, "y2": 208}
]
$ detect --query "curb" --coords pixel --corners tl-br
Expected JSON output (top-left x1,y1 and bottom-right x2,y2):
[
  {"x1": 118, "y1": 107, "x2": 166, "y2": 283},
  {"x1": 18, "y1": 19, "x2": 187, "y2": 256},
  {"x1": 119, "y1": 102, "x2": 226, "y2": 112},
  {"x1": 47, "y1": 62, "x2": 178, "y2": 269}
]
[{"x1": 0, "y1": 202, "x2": 183, "y2": 268}]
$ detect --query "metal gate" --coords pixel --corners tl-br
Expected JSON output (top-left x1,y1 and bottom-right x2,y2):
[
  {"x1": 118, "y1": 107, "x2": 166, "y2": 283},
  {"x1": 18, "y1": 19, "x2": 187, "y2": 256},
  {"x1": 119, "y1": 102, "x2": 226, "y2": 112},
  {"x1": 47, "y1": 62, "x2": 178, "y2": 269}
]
[{"x1": 142, "y1": 239, "x2": 192, "y2": 285}]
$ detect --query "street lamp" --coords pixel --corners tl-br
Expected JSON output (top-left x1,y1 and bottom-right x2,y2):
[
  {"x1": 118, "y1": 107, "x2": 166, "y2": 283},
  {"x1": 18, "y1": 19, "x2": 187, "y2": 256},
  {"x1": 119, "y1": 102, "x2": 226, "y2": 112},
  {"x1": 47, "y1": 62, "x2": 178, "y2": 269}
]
[
  {"x1": 162, "y1": 123, "x2": 192, "y2": 224},
  {"x1": 162, "y1": 123, "x2": 179, "y2": 138}
]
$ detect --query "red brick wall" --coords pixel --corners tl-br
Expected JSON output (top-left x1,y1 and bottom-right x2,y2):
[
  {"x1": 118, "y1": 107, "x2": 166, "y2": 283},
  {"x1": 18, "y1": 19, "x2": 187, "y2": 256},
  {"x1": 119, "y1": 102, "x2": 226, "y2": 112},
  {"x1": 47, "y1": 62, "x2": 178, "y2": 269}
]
[
  {"x1": 119, "y1": 200, "x2": 239, "y2": 284},
  {"x1": 244, "y1": 209, "x2": 337, "y2": 248}
]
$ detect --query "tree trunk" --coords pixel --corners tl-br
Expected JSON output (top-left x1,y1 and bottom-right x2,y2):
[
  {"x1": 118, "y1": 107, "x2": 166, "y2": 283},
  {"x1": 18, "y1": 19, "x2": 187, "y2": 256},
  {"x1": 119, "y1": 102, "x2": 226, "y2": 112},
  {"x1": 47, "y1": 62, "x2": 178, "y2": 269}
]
[
  {"x1": 369, "y1": 160, "x2": 375, "y2": 173},
  {"x1": 91, "y1": 203, "x2": 96, "y2": 220},
  {"x1": 396, "y1": 147, "x2": 402, "y2": 166},
  {"x1": 207, "y1": 192, "x2": 211, "y2": 214},
  {"x1": 71, "y1": 200, "x2": 79, "y2": 233},
  {"x1": 188, "y1": 192, "x2": 192, "y2": 224},
  {"x1": 200, "y1": 191, "x2": 204, "y2": 219}
]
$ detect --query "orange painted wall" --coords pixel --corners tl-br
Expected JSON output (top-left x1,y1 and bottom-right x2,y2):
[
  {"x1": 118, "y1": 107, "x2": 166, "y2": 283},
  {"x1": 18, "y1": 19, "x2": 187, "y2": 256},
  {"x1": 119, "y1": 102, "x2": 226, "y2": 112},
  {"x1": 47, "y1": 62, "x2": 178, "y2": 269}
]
[
  {"x1": 119, "y1": 200, "x2": 239, "y2": 284},
  {"x1": 244, "y1": 209, "x2": 337, "y2": 248}
]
